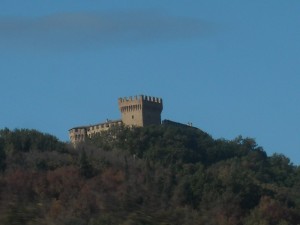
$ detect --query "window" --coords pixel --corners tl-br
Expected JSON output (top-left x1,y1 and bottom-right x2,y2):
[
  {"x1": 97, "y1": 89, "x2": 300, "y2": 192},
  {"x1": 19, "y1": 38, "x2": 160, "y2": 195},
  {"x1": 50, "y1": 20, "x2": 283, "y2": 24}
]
[{"x1": 132, "y1": 115, "x2": 134, "y2": 119}]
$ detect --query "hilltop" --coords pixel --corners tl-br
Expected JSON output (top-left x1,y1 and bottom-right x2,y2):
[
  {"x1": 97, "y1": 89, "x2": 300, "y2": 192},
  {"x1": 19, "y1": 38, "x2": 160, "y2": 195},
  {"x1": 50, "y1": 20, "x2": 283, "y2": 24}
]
[{"x1": 0, "y1": 126, "x2": 299, "y2": 225}]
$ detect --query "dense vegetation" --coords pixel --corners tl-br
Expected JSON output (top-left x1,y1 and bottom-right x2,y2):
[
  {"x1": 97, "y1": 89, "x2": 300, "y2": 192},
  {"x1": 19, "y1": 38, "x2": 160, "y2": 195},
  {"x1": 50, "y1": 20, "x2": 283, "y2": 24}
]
[{"x1": 0, "y1": 126, "x2": 299, "y2": 225}]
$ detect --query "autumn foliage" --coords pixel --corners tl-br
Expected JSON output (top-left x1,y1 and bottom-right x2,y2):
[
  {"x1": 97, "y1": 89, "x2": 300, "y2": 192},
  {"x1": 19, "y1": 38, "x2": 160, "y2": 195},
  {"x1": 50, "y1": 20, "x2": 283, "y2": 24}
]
[{"x1": 0, "y1": 127, "x2": 299, "y2": 225}]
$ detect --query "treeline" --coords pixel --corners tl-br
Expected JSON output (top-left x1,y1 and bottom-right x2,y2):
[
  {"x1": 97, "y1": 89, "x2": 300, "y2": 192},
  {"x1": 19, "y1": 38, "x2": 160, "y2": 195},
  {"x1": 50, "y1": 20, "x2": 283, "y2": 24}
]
[{"x1": 0, "y1": 126, "x2": 299, "y2": 225}]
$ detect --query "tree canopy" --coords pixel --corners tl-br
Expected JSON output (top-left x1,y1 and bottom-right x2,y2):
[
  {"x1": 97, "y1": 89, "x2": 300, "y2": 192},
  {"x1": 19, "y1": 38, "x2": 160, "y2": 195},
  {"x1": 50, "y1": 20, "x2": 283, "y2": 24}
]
[{"x1": 0, "y1": 126, "x2": 299, "y2": 225}]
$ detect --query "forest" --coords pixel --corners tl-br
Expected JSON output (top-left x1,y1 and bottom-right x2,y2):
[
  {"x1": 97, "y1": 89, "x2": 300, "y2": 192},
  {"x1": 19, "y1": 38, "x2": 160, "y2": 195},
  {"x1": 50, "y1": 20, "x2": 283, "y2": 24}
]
[{"x1": 0, "y1": 125, "x2": 299, "y2": 225}]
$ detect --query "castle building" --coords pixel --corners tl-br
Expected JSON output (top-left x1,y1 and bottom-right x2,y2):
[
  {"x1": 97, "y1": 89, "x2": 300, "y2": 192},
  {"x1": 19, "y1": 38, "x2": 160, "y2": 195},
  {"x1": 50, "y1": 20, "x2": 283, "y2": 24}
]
[
  {"x1": 118, "y1": 95, "x2": 163, "y2": 127},
  {"x1": 69, "y1": 95, "x2": 163, "y2": 144}
]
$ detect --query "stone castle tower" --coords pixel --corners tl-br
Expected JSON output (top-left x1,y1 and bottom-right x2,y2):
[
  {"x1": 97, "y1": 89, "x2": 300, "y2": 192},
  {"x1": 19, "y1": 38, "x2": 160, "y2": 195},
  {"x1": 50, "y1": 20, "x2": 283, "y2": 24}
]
[
  {"x1": 118, "y1": 95, "x2": 163, "y2": 127},
  {"x1": 69, "y1": 94, "x2": 163, "y2": 144}
]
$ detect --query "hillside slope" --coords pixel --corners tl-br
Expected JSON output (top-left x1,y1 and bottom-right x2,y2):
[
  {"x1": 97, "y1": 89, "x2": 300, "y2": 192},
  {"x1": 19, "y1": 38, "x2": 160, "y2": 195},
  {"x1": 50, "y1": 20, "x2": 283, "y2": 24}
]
[{"x1": 0, "y1": 126, "x2": 299, "y2": 225}]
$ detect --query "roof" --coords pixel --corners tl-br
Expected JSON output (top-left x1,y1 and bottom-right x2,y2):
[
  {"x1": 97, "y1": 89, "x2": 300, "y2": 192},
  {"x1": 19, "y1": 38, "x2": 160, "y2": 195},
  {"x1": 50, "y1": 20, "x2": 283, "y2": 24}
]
[{"x1": 69, "y1": 119, "x2": 122, "y2": 131}]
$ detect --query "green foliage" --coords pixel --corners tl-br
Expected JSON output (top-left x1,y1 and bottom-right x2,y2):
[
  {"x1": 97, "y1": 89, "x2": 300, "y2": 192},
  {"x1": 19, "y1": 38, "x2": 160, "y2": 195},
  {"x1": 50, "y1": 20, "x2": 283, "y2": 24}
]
[
  {"x1": 0, "y1": 125, "x2": 299, "y2": 225},
  {"x1": 267, "y1": 153, "x2": 295, "y2": 186},
  {"x1": 0, "y1": 128, "x2": 69, "y2": 171},
  {"x1": 89, "y1": 125, "x2": 213, "y2": 166},
  {"x1": 0, "y1": 128, "x2": 66, "y2": 154},
  {"x1": 0, "y1": 137, "x2": 6, "y2": 171},
  {"x1": 79, "y1": 150, "x2": 95, "y2": 178}
]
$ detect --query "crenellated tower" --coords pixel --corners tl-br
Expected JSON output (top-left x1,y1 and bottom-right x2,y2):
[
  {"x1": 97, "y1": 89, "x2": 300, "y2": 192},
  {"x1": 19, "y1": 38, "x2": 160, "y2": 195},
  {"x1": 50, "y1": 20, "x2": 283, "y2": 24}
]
[
  {"x1": 118, "y1": 95, "x2": 163, "y2": 127},
  {"x1": 69, "y1": 94, "x2": 163, "y2": 145}
]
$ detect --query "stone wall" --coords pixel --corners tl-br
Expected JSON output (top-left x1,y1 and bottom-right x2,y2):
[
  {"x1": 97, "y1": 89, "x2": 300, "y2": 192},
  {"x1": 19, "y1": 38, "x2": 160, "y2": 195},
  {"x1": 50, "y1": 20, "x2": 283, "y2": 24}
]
[
  {"x1": 69, "y1": 94, "x2": 163, "y2": 145},
  {"x1": 118, "y1": 95, "x2": 163, "y2": 127}
]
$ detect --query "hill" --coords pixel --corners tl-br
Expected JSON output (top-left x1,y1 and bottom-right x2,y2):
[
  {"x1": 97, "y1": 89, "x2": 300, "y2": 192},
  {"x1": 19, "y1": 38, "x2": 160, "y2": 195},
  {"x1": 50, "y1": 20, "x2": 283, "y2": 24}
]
[{"x1": 0, "y1": 126, "x2": 299, "y2": 225}]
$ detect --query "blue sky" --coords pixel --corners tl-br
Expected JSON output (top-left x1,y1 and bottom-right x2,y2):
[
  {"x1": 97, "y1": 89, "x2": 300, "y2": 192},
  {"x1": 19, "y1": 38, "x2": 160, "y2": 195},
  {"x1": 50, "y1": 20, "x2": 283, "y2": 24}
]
[{"x1": 0, "y1": 1, "x2": 299, "y2": 164}]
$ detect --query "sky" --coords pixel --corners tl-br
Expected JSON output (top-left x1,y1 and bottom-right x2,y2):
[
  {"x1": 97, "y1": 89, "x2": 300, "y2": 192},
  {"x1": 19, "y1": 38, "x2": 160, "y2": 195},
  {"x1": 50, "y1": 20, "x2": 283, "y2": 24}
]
[{"x1": 0, "y1": 1, "x2": 299, "y2": 164}]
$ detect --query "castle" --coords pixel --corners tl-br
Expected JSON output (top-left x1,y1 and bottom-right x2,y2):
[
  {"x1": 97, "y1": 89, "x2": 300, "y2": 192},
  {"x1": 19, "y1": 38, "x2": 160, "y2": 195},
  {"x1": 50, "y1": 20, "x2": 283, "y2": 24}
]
[{"x1": 69, "y1": 95, "x2": 163, "y2": 144}]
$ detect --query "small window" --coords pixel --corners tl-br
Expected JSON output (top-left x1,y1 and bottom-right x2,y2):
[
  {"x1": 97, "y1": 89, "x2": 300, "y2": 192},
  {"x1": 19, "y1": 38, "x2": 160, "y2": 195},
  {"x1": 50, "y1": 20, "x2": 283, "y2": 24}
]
[{"x1": 132, "y1": 115, "x2": 134, "y2": 119}]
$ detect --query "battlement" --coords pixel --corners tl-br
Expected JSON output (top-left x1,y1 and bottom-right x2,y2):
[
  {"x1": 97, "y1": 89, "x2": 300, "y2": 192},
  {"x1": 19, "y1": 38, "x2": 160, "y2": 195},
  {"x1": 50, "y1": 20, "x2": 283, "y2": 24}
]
[
  {"x1": 118, "y1": 95, "x2": 162, "y2": 104},
  {"x1": 142, "y1": 95, "x2": 163, "y2": 104}
]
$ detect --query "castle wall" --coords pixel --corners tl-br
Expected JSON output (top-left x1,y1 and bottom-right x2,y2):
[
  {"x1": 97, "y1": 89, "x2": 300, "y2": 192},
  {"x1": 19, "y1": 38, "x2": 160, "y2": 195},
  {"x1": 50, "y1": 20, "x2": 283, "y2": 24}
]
[
  {"x1": 69, "y1": 94, "x2": 163, "y2": 145},
  {"x1": 118, "y1": 96, "x2": 144, "y2": 127},
  {"x1": 118, "y1": 95, "x2": 163, "y2": 127},
  {"x1": 69, "y1": 120, "x2": 122, "y2": 145},
  {"x1": 86, "y1": 120, "x2": 122, "y2": 138},
  {"x1": 69, "y1": 127, "x2": 88, "y2": 143},
  {"x1": 142, "y1": 97, "x2": 163, "y2": 126}
]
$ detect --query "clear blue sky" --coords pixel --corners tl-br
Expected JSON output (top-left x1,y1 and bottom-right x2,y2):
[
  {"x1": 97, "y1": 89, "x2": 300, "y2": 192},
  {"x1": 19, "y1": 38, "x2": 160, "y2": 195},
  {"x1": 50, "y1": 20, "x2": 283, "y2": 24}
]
[{"x1": 1, "y1": 1, "x2": 299, "y2": 164}]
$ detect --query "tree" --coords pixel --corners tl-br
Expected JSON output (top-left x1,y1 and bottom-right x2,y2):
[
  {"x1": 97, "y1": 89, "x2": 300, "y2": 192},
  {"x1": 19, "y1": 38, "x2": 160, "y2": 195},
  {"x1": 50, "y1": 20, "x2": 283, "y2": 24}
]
[
  {"x1": 79, "y1": 150, "x2": 94, "y2": 178},
  {"x1": 0, "y1": 137, "x2": 6, "y2": 171}
]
